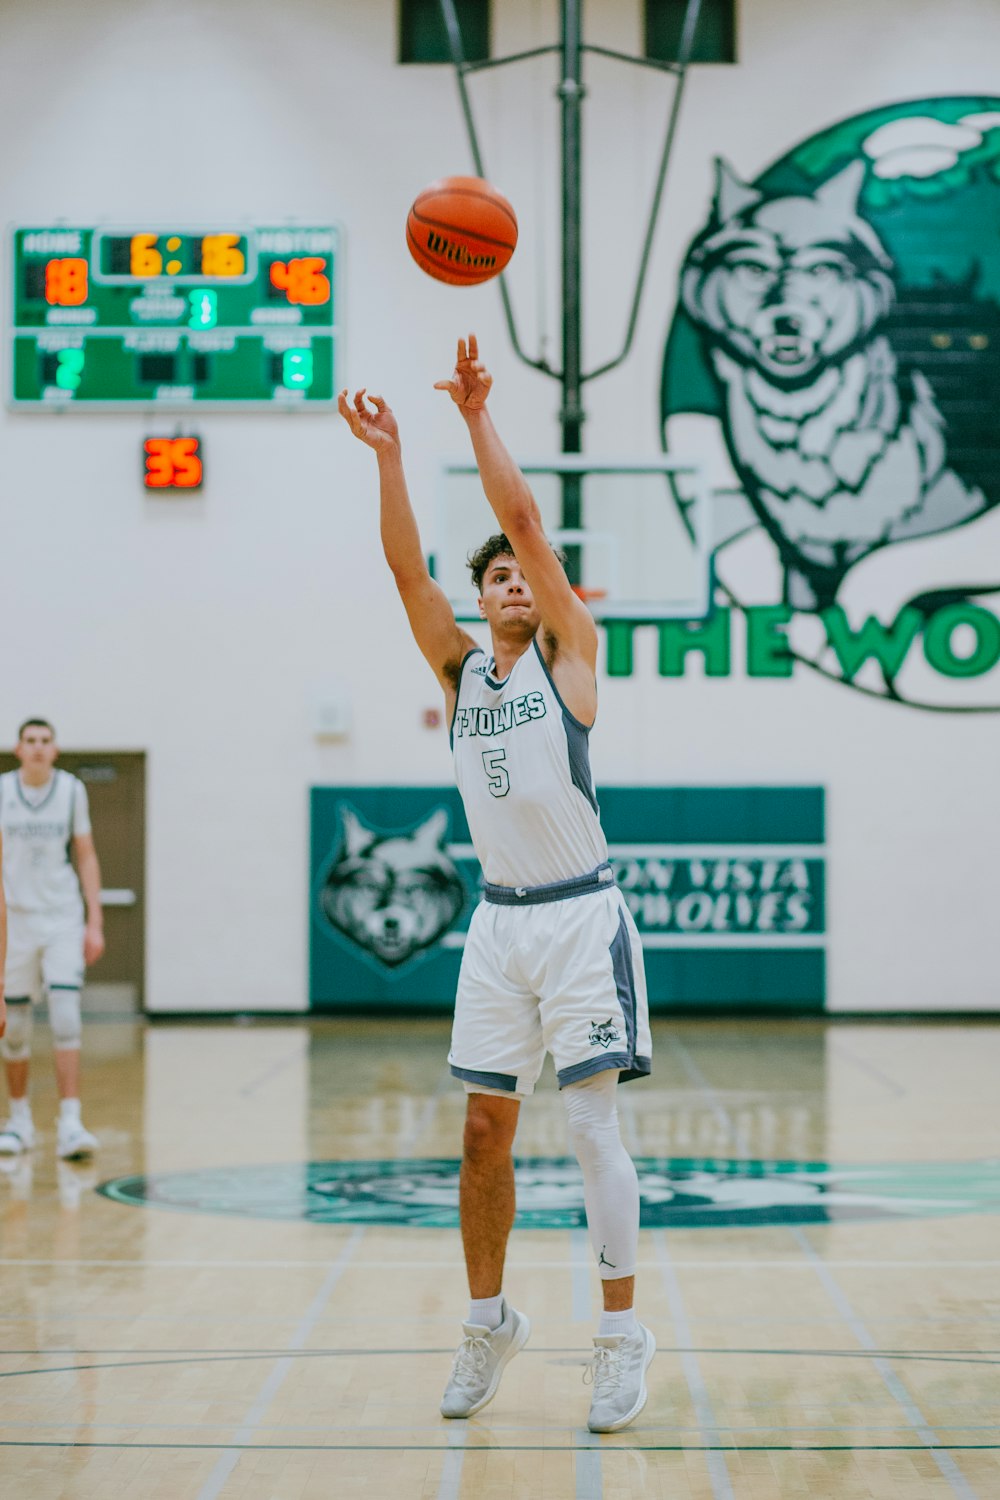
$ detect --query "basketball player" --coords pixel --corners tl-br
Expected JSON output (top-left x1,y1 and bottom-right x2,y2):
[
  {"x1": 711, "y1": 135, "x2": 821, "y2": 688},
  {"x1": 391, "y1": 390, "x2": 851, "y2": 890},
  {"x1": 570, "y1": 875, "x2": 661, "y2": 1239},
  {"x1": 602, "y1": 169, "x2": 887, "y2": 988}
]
[
  {"x1": 0, "y1": 720, "x2": 104, "y2": 1159},
  {"x1": 339, "y1": 335, "x2": 654, "y2": 1433}
]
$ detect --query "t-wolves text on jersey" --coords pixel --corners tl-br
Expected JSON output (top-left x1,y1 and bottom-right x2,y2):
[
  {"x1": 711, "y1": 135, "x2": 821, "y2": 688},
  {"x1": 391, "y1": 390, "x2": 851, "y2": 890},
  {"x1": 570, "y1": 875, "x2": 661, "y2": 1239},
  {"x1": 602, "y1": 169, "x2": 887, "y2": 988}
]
[
  {"x1": 451, "y1": 641, "x2": 607, "y2": 888},
  {"x1": 453, "y1": 691, "x2": 546, "y2": 739}
]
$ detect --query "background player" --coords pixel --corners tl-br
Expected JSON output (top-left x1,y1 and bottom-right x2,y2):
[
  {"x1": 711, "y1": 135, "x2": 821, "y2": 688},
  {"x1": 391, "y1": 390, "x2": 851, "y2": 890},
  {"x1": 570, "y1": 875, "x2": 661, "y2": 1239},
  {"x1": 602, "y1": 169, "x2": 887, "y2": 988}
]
[
  {"x1": 0, "y1": 833, "x2": 6, "y2": 1044},
  {"x1": 339, "y1": 335, "x2": 654, "y2": 1434},
  {"x1": 0, "y1": 719, "x2": 105, "y2": 1159}
]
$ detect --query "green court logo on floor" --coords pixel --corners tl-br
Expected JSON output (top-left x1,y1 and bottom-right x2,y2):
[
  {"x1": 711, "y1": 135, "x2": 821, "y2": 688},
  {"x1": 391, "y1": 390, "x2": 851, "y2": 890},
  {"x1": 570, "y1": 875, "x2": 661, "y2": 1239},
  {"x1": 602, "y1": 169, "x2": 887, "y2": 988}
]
[{"x1": 100, "y1": 1157, "x2": 1000, "y2": 1229}]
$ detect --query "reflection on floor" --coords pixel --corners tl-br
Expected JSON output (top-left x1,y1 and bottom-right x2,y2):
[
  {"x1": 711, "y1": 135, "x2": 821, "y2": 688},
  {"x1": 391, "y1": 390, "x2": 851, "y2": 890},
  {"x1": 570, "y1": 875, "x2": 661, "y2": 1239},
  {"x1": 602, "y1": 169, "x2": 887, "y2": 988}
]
[{"x1": 1, "y1": 1016, "x2": 998, "y2": 1499}]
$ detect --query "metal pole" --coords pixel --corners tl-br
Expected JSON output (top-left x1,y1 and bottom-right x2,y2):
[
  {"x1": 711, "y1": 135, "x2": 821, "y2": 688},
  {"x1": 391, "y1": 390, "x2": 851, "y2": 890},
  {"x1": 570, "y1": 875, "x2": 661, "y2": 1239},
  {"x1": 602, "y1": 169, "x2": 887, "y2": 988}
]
[{"x1": 559, "y1": 0, "x2": 584, "y2": 580}]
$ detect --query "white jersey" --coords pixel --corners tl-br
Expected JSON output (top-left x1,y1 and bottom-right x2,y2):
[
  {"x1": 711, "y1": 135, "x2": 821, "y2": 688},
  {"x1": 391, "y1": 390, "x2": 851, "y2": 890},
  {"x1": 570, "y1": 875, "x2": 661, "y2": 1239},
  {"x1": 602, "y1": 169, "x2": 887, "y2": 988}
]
[
  {"x1": 451, "y1": 639, "x2": 607, "y2": 888},
  {"x1": 0, "y1": 769, "x2": 91, "y2": 917}
]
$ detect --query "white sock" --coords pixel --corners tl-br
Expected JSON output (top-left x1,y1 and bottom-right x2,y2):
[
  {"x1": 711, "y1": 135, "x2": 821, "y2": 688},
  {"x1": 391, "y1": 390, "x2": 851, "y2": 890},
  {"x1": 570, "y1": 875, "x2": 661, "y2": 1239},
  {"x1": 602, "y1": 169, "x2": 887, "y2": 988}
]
[
  {"x1": 468, "y1": 1294, "x2": 504, "y2": 1330},
  {"x1": 598, "y1": 1308, "x2": 637, "y2": 1339},
  {"x1": 59, "y1": 1098, "x2": 81, "y2": 1122},
  {"x1": 10, "y1": 1098, "x2": 32, "y2": 1124}
]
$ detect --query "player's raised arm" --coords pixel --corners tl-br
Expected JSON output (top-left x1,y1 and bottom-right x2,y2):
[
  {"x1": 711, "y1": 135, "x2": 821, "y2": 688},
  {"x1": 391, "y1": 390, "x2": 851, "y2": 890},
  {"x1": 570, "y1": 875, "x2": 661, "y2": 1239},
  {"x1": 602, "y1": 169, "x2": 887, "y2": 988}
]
[
  {"x1": 435, "y1": 336, "x2": 598, "y2": 665},
  {"x1": 338, "y1": 388, "x2": 476, "y2": 694}
]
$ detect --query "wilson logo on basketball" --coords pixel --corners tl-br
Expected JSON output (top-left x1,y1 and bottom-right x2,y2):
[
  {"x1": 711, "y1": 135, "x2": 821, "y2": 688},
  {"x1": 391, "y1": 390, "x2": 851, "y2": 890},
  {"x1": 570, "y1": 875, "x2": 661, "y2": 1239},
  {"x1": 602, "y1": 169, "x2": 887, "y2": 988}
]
[{"x1": 425, "y1": 231, "x2": 497, "y2": 271}]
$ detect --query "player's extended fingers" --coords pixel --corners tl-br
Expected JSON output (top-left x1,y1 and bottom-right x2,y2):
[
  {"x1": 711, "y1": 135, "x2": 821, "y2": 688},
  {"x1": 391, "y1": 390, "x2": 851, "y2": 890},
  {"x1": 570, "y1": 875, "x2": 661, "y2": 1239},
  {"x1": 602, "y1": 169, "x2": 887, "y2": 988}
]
[
  {"x1": 468, "y1": 333, "x2": 478, "y2": 360},
  {"x1": 354, "y1": 387, "x2": 368, "y2": 414},
  {"x1": 369, "y1": 394, "x2": 387, "y2": 412},
  {"x1": 457, "y1": 336, "x2": 468, "y2": 363}
]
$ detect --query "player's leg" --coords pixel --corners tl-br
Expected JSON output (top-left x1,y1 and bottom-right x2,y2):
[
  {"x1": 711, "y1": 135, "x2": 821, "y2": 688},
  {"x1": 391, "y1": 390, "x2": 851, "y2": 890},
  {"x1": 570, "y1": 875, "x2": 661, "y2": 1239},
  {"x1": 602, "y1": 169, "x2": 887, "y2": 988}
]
[
  {"x1": 562, "y1": 1071, "x2": 639, "y2": 1296},
  {"x1": 42, "y1": 923, "x2": 97, "y2": 1159},
  {"x1": 461, "y1": 1090, "x2": 520, "y2": 1301},
  {"x1": 562, "y1": 1072, "x2": 655, "y2": 1431},
  {"x1": 0, "y1": 919, "x2": 42, "y2": 1153},
  {"x1": 542, "y1": 890, "x2": 654, "y2": 1431},
  {"x1": 442, "y1": 904, "x2": 539, "y2": 1417},
  {"x1": 439, "y1": 1086, "x2": 532, "y2": 1419}
]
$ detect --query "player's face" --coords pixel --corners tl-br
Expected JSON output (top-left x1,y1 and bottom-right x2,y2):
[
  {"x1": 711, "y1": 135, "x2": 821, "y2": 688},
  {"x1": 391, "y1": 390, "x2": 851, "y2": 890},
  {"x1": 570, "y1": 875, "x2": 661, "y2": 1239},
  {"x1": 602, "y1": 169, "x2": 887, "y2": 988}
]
[
  {"x1": 15, "y1": 726, "x2": 58, "y2": 775},
  {"x1": 478, "y1": 555, "x2": 540, "y2": 638}
]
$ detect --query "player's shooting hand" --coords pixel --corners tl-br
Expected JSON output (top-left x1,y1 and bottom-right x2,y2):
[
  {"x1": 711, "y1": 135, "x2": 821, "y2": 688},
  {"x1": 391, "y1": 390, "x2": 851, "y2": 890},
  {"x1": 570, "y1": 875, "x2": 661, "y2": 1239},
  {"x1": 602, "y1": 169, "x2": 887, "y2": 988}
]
[
  {"x1": 338, "y1": 389, "x2": 400, "y2": 452},
  {"x1": 434, "y1": 334, "x2": 492, "y2": 413},
  {"x1": 84, "y1": 923, "x2": 105, "y2": 966}
]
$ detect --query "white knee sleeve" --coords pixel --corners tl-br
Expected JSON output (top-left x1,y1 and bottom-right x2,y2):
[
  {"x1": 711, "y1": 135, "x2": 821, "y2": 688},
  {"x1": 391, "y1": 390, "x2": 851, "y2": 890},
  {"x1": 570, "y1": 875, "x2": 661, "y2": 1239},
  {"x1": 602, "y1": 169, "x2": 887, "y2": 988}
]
[
  {"x1": 48, "y1": 986, "x2": 83, "y2": 1051},
  {"x1": 563, "y1": 1071, "x2": 639, "y2": 1279},
  {"x1": 1, "y1": 1000, "x2": 33, "y2": 1062}
]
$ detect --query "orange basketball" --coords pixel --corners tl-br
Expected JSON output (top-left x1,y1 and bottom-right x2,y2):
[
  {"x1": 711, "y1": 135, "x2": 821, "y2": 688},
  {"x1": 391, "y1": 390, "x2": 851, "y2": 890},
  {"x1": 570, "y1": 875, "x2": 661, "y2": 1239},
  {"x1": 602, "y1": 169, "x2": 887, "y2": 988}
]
[{"x1": 406, "y1": 175, "x2": 518, "y2": 286}]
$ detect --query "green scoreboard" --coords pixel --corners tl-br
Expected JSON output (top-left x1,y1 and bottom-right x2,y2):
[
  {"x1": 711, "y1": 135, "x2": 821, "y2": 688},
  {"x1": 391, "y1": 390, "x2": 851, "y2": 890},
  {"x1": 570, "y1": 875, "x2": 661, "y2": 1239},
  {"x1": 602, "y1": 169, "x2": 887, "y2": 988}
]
[{"x1": 9, "y1": 225, "x2": 338, "y2": 408}]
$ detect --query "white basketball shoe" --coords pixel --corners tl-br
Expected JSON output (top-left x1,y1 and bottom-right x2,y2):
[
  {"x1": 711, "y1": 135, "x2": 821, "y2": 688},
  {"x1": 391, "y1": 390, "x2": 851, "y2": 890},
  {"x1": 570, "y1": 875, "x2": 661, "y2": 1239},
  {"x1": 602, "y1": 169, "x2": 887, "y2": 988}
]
[
  {"x1": 585, "y1": 1323, "x2": 656, "y2": 1432},
  {"x1": 440, "y1": 1299, "x2": 530, "y2": 1418}
]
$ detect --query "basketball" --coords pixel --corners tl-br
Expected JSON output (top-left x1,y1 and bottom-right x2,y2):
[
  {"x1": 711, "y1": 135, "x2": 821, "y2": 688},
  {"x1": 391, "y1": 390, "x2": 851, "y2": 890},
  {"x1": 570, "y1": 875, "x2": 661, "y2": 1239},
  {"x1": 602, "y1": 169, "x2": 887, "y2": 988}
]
[{"x1": 406, "y1": 175, "x2": 518, "y2": 286}]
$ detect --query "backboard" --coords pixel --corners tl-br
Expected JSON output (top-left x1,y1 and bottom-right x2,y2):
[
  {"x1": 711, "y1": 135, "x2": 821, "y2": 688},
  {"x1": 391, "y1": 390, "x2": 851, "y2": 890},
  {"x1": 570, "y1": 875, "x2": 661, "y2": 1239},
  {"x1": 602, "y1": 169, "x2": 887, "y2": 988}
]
[{"x1": 433, "y1": 456, "x2": 712, "y2": 622}]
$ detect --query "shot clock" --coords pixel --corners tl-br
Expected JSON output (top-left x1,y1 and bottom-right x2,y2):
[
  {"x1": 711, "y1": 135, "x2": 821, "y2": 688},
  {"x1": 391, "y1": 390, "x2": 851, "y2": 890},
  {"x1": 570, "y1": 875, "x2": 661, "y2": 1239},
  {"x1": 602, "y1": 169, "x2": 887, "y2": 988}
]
[
  {"x1": 9, "y1": 225, "x2": 339, "y2": 408},
  {"x1": 143, "y1": 437, "x2": 203, "y2": 490}
]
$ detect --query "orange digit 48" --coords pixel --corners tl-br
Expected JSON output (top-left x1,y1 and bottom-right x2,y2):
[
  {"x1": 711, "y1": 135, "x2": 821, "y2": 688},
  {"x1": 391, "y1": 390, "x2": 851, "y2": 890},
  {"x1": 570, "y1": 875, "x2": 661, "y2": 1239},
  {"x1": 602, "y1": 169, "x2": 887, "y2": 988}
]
[{"x1": 45, "y1": 258, "x2": 89, "y2": 306}]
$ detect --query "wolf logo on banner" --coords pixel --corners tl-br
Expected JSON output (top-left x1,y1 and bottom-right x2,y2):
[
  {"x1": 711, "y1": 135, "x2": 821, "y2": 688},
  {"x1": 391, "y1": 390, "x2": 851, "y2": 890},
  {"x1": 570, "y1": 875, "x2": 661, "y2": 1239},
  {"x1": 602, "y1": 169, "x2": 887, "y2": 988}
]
[
  {"x1": 317, "y1": 806, "x2": 465, "y2": 969},
  {"x1": 663, "y1": 97, "x2": 1000, "y2": 710}
]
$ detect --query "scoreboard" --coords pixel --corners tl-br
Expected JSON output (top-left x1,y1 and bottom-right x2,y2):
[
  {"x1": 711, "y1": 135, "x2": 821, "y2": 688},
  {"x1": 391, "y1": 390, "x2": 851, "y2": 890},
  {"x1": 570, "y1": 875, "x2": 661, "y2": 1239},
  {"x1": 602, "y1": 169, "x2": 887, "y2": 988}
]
[{"x1": 9, "y1": 225, "x2": 338, "y2": 408}]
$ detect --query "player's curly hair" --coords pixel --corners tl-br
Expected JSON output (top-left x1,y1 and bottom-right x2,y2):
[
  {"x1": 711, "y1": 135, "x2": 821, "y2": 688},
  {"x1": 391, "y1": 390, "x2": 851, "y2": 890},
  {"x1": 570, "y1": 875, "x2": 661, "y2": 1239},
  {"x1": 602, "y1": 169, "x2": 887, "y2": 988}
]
[{"x1": 467, "y1": 533, "x2": 567, "y2": 594}]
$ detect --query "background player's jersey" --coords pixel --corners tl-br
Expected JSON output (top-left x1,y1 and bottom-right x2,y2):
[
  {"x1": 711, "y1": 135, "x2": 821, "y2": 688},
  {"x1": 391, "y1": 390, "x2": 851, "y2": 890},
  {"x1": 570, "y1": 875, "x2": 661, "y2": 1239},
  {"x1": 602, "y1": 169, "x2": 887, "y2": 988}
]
[
  {"x1": 0, "y1": 769, "x2": 90, "y2": 916},
  {"x1": 451, "y1": 640, "x2": 607, "y2": 888}
]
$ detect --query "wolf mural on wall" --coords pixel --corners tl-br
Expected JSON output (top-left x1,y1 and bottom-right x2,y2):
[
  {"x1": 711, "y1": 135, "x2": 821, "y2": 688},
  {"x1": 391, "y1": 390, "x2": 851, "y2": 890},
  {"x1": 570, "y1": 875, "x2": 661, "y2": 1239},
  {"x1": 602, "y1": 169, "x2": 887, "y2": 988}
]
[
  {"x1": 680, "y1": 159, "x2": 995, "y2": 611},
  {"x1": 663, "y1": 98, "x2": 1000, "y2": 708},
  {"x1": 317, "y1": 806, "x2": 465, "y2": 969}
]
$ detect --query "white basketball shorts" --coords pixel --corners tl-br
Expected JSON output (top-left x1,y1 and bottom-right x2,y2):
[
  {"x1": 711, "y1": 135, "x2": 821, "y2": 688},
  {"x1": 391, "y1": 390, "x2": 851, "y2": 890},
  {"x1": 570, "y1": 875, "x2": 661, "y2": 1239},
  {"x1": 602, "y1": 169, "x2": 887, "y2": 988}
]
[
  {"x1": 449, "y1": 865, "x2": 651, "y2": 1096},
  {"x1": 4, "y1": 909, "x2": 85, "y2": 1002}
]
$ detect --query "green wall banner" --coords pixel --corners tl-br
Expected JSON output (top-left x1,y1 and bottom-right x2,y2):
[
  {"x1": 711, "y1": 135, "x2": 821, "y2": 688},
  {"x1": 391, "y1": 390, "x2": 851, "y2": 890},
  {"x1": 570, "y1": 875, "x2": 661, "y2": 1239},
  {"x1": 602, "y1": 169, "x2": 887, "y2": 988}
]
[{"x1": 309, "y1": 786, "x2": 825, "y2": 1012}]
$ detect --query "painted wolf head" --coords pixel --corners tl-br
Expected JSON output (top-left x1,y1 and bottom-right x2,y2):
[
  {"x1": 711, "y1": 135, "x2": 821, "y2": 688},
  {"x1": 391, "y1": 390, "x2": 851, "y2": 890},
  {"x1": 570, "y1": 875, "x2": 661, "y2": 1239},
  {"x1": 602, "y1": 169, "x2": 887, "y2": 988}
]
[
  {"x1": 318, "y1": 807, "x2": 465, "y2": 968},
  {"x1": 681, "y1": 159, "x2": 895, "y2": 382}
]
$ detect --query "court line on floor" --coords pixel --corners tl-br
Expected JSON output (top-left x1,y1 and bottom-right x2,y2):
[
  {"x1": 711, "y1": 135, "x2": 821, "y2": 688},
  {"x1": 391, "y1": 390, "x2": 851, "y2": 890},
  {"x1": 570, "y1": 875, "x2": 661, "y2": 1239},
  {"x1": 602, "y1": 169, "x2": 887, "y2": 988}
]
[
  {"x1": 437, "y1": 1423, "x2": 466, "y2": 1500},
  {"x1": 193, "y1": 1225, "x2": 365, "y2": 1500},
  {"x1": 3, "y1": 1418, "x2": 996, "y2": 1437},
  {"x1": 1, "y1": 1439, "x2": 995, "y2": 1452},
  {"x1": 7, "y1": 1258, "x2": 999, "y2": 1268},
  {"x1": 238, "y1": 1039, "x2": 310, "y2": 1098},
  {"x1": 575, "y1": 1427, "x2": 603, "y2": 1499},
  {"x1": 2, "y1": 1347, "x2": 997, "y2": 1381},
  {"x1": 654, "y1": 1230, "x2": 735, "y2": 1500},
  {"x1": 570, "y1": 1229, "x2": 594, "y2": 1323},
  {"x1": 666, "y1": 1038, "x2": 754, "y2": 1156},
  {"x1": 791, "y1": 1226, "x2": 982, "y2": 1500}
]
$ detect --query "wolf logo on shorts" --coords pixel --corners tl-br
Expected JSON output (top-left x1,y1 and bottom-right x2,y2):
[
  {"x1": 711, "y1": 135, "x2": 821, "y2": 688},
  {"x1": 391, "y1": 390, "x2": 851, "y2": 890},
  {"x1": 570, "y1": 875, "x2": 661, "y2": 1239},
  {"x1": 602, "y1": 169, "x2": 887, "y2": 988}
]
[
  {"x1": 317, "y1": 805, "x2": 466, "y2": 969},
  {"x1": 589, "y1": 1018, "x2": 621, "y2": 1050}
]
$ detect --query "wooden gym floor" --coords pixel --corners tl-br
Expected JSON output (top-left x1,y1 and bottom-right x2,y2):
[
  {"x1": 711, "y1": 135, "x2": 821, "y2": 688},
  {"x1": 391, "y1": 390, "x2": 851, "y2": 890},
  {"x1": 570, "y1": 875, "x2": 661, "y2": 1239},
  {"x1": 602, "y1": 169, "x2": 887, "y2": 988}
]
[{"x1": 0, "y1": 1015, "x2": 997, "y2": 1499}]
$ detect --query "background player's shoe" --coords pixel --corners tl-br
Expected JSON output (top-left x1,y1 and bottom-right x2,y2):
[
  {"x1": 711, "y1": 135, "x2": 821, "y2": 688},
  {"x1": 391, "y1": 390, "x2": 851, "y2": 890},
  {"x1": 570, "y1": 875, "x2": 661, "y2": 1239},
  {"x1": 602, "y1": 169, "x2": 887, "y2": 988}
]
[
  {"x1": 0, "y1": 1117, "x2": 36, "y2": 1154},
  {"x1": 585, "y1": 1323, "x2": 656, "y2": 1432},
  {"x1": 56, "y1": 1117, "x2": 98, "y2": 1160},
  {"x1": 440, "y1": 1300, "x2": 530, "y2": 1418}
]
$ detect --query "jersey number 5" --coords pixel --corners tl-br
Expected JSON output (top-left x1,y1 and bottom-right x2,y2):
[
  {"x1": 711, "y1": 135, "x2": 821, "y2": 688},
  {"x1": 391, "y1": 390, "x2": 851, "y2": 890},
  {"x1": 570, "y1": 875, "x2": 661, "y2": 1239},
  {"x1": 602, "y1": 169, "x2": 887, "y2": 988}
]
[{"x1": 482, "y1": 748, "x2": 510, "y2": 798}]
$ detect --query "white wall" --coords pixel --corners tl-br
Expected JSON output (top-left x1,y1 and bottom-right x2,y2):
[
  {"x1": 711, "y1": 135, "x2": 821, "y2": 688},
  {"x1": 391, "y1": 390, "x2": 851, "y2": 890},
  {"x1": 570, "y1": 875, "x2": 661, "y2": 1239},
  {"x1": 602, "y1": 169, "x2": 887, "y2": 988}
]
[{"x1": 1, "y1": 0, "x2": 998, "y2": 1011}]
